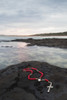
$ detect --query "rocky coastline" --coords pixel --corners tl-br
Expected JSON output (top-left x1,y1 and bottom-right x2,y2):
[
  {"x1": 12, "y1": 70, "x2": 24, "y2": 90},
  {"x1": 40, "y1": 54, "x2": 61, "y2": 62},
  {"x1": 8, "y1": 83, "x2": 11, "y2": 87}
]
[
  {"x1": 0, "y1": 38, "x2": 67, "y2": 100},
  {"x1": 11, "y1": 38, "x2": 67, "y2": 48}
]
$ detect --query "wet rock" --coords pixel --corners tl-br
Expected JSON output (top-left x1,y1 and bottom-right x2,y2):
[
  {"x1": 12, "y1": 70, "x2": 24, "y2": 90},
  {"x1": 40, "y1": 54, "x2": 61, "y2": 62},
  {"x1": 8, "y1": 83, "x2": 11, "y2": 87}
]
[
  {"x1": 11, "y1": 39, "x2": 67, "y2": 48},
  {"x1": 1, "y1": 46, "x2": 13, "y2": 48}
]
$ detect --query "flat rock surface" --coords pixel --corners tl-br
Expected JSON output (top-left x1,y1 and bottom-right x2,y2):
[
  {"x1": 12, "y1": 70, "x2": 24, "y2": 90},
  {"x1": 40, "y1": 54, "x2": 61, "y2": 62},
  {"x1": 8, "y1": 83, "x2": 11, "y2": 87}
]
[{"x1": 0, "y1": 61, "x2": 67, "y2": 100}]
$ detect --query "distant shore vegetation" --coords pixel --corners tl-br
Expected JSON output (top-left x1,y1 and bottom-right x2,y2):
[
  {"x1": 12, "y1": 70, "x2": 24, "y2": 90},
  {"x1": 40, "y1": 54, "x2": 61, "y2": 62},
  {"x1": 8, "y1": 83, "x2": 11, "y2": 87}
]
[
  {"x1": 32, "y1": 31, "x2": 67, "y2": 36},
  {"x1": 0, "y1": 31, "x2": 67, "y2": 37}
]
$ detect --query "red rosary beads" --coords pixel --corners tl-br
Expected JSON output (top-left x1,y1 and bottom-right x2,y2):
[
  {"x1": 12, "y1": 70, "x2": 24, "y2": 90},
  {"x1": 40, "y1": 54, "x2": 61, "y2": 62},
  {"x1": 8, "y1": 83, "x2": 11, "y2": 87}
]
[{"x1": 23, "y1": 67, "x2": 53, "y2": 92}]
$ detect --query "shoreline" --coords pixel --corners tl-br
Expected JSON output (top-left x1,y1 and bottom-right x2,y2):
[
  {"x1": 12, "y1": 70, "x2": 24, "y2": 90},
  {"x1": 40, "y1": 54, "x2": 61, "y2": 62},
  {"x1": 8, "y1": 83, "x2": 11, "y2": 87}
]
[
  {"x1": 0, "y1": 38, "x2": 67, "y2": 49},
  {"x1": 11, "y1": 38, "x2": 67, "y2": 48},
  {"x1": 0, "y1": 61, "x2": 67, "y2": 100}
]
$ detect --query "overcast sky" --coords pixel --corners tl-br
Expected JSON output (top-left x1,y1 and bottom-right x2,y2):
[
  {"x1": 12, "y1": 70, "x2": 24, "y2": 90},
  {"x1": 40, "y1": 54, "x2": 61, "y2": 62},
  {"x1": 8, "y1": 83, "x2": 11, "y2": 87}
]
[{"x1": 0, "y1": 0, "x2": 67, "y2": 35}]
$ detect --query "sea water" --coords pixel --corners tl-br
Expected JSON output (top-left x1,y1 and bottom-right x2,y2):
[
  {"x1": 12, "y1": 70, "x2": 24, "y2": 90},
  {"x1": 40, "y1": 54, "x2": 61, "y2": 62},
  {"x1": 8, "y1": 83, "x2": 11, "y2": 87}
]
[
  {"x1": 0, "y1": 40, "x2": 67, "y2": 69},
  {"x1": 0, "y1": 35, "x2": 67, "y2": 41}
]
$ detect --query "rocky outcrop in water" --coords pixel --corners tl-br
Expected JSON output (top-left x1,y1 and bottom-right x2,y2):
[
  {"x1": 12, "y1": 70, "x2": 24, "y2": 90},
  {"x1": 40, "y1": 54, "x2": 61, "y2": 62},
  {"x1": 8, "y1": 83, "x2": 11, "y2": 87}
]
[
  {"x1": 1, "y1": 46, "x2": 13, "y2": 48},
  {"x1": 12, "y1": 38, "x2": 67, "y2": 48}
]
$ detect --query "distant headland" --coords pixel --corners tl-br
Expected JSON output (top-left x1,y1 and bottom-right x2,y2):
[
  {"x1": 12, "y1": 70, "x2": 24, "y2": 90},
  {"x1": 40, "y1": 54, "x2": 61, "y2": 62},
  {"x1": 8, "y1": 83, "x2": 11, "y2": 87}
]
[
  {"x1": 31, "y1": 31, "x2": 67, "y2": 36},
  {"x1": 0, "y1": 31, "x2": 67, "y2": 37}
]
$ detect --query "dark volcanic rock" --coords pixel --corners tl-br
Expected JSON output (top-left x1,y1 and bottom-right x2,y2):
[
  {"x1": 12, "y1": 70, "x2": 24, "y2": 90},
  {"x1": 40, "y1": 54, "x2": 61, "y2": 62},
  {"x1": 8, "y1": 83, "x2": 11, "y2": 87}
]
[
  {"x1": 11, "y1": 38, "x2": 67, "y2": 48},
  {"x1": 0, "y1": 61, "x2": 67, "y2": 100},
  {"x1": 1, "y1": 46, "x2": 13, "y2": 48}
]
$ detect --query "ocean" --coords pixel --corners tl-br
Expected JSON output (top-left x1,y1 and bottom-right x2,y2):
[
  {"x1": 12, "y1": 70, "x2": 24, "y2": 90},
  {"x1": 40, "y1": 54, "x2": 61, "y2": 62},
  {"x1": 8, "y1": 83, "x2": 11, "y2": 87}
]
[
  {"x1": 0, "y1": 36, "x2": 67, "y2": 69},
  {"x1": 0, "y1": 35, "x2": 67, "y2": 40}
]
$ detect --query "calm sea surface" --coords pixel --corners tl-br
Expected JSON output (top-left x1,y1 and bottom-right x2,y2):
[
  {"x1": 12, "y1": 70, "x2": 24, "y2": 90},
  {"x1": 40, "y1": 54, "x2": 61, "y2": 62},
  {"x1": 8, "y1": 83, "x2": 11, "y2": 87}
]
[
  {"x1": 0, "y1": 36, "x2": 67, "y2": 69},
  {"x1": 0, "y1": 35, "x2": 67, "y2": 40}
]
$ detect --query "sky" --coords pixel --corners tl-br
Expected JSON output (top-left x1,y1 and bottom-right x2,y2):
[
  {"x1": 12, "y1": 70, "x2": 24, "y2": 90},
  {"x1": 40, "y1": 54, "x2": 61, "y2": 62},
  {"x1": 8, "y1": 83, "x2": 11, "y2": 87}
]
[{"x1": 0, "y1": 0, "x2": 67, "y2": 35}]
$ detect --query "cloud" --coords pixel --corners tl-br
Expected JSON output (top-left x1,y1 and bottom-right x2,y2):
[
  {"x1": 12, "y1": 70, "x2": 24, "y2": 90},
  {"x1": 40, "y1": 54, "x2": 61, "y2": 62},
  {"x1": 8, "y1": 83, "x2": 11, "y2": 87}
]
[{"x1": 0, "y1": 0, "x2": 67, "y2": 35}]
